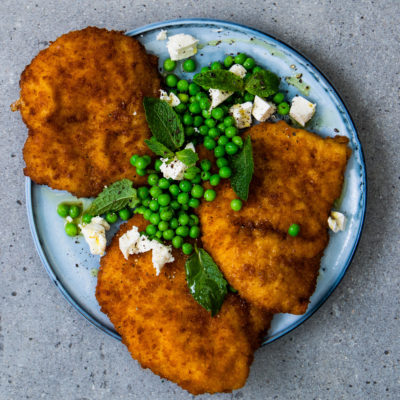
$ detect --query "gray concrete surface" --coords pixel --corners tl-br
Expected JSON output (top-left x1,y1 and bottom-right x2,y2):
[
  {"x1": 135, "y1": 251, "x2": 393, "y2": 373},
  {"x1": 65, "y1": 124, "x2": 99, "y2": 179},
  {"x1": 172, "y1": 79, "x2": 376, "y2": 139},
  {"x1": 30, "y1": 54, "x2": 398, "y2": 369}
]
[{"x1": 1, "y1": 1, "x2": 399, "y2": 399}]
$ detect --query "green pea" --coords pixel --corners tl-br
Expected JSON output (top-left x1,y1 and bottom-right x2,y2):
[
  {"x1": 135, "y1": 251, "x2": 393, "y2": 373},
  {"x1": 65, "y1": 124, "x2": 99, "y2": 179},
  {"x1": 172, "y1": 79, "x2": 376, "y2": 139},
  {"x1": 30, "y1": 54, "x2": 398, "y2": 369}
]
[
  {"x1": 163, "y1": 58, "x2": 176, "y2": 71},
  {"x1": 225, "y1": 126, "x2": 238, "y2": 138},
  {"x1": 183, "y1": 59, "x2": 196, "y2": 72},
  {"x1": 177, "y1": 79, "x2": 189, "y2": 92},
  {"x1": 174, "y1": 103, "x2": 187, "y2": 114},
  {"x1": 208, "y1": 127, "x2": 219, "y2": 139},
  {"x1": 188, "y1": 198, "x2": 200, "y2": 208},
  {"x1": 165, "y1": 74, "x2": 178, "y2": 87},
  {"x1": 65, "y1": 222, "x2": 78, "y2": 237},
  {"x1": 158, "y1": 193, "x2": 171, "y2": 206},
  {"x1": 105, "y1": 212, "x2": 118, "y2": 224},
  {"x1": 137, "y1": 186, "x2": 149, "y2": 200},
  {"x1": 134, "y1": 206, "x2": 146, "y2": 215},
  {"x1": 142, "y1": 198, "x2": 151, "y2": 207},
  {"x1": 243, "y1": 57, "x2": 255, "y2": 70},
  {"x1": 189, "y1": 226, "x2": 201, "y2": 239},
  {"x1": 183, "y1": 113, "x2": 194, "y2": 125},
  {"x1": 202, "y1": 109, "x2": 211, "y2": 119},
  {"x1": 155, "y1": 231, "x2": 163, "y2": 239},
  {"x1": 82, "y1": 213, "x2": 92, "y2": 224},
  {"x1": 178, "y1": 93, "x2": 189, "y2": 103},
  {"x1": 223, "y1": 116, "x2": 235, "y2": 127},
  {"x1": 178, "y1": 213, "x2": 190, "y2": 226},
  {"x1": 176, "y1": 226, "x2": 190, "y2": 237},
  {"x1": 199, "y1": 97, "x2": 211, "y2": 110},
  {"x1": 135, "y1": 157, "x2": 147, "y2": 170},
  {"x1": 160, "y1": 209, "x2": 173, "y2": 221},
  {"x1": 252, "y1": 66, "x2": 262, "y2": 73},
  {"x1": 169, "y1": 184, "x2": 180, "y2": 197},
  {"x1": 216, "y1": 157, "x2": 228, "y2": 168},
  {"x1": 129, "y1": 154, "x2": 139, "y2": 167},
  {"x1": 195, "y1": 92, "x2": 207, "y2": 101},
  {"x1": 203, "y1": 137, "x2": 216, "y2": 150},
  {"x1": 218, "y1": 136, "x2": 229, "y2": 146},
  {"x1": 136, "y1": 168, "x2": 147, "y2": 177},
  {"x1": 244, "y1": 92, "x2": 255, "y2": 102},
  {"x1": 211, "y1": 107, "x2": 224, "y2": 120},
  {"x1": 224, "y1": 55, "x2": 234, "y2": 68},
  {"x1": 179, "y1": 180, "x2": 192, "y2": 193},
  {"x1": 209, "y1": 174, "x2": 221, "y2": 186},
  {"x1": 214, "y1": 145, "x2": 226, "y2": 158},
  {"x1": 219, "y1": 166, "x2": 232, "y2": 179},
  {"x1": 57, "y1": 203, "x2": 70, "y2": 218},
  {"x1": 69, "y1": 205, "x2": 81, "y2": 218},
  {"x1": 232, "y1": 136, "x2": 243, "y2": 147},
  {"x1": 192, "y1": 174, "x2": 202, "y2": 184},
  {"x1": 277, "y1": 102, "x2": 290, "y2": 115},
  {"x1": 200, "y1": 66, "x2": 210, "y2": 73},
  {"x1": 200, "y1": 159, "x2": 212, "y2": 171},
  {"x1": 182, "y1": 243, "x2": 194, "y2": 255},
  {"x1": 234, "y1": 53, "x2": 247, "y2": 65},
  {"x1": 170, "y1": 200, "x2": 181, "y2": 210},
  {"x1": 143, "y1": 209, "x2": 152, "y2": 220},
  {"x1": 231, "y1": 199, "x2": 243, "y2": 211},
  {"x1": 142, "y1": 155, "x2": 151, "y2": 166},
  {"x1": 193, "y1": 115, "x2": 203, "y2": 127},
  {"x1": 163, "y1": 229, "x2": 175, "y2": 240},
  {"x1": 210, "y1": 61, "x2": 223, "y2": 70},
  {"x1": 225, "y1": 142, "x2": 239, "y2": 155},
  {"x1": 205, "y1": 118, "x2": 216, "y2": 128},
  {"x1": 150, "y1": 186, "x2": 162, "y2": 199},
  {"x1": 177, "y1": 192, "x2": 189, "y2": 205},
  {"x1": 201, "y1": 171, "x2": 211, "y2": 181},
  {"x1": 146, "y1": 224, "x2": 157, "y2": 236},
  {"x1": 119, "y1": 208, "x2": 131, "y2": 221},
  {"x1": 273, "y1": 92, "x2": 285, "y2": 104},
  {"x1": 149, "y1": 213, "x2": 160, "y2": 225},
  {"x1": 172, "y1": 235, "x2": 183, "y2": 249},
  {"x1": 148, "y1": 174, "x2": 159, "y2": 186},
  {"x1": 189, "y1": 214, "x2": 200, "y2": 226},
  {"x1": 154, "y1": 159, "x2": 163, "y2": 172},
  {"x1": 217, "y1": 122, "x2": 226, "y2": 132},
  {"x1": 158, "y1": 221, "x2": 169, "y2": 232},
  {"x1": 204, "y1": 189, "x2": 217, "y2": 202},
  {"x1": 149, "y1": 199, "x2": 159, "y2": 212},
  {"x1": 288, "y1": 223, "x2": 300, "y2": 237},
  {"x1": 158, "y1": 178, "x2": 170, "y2": 190},
  {"x1": 191, "y1": 184, "x2": 204, "y2": 198},
  {"x1": 170, "y1": 218, "x2": 179, "y2": 229},
  {"x1": 189, "y1": 102, "x2": 201, "y2": 114},
  {"x1": 198, "y1": 125, "x2": 209, "y2": 136},
  {"x1": 188, "y1": 83, "x2": 201, "y2": 95}
]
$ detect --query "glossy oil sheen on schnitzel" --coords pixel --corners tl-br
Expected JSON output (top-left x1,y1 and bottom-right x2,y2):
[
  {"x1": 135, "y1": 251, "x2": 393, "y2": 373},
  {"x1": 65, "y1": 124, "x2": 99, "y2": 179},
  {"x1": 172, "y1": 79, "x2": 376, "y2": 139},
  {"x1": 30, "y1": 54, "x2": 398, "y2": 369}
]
[
  {"x1": 198, "y1": 120, "x2": 351, "y2": 314},
  {"x1": 96, "y1": 215, "x2": 272, "y2": 395},
  {"x1": 14, "y1": 27, "x2": 161, "y2": 198}
]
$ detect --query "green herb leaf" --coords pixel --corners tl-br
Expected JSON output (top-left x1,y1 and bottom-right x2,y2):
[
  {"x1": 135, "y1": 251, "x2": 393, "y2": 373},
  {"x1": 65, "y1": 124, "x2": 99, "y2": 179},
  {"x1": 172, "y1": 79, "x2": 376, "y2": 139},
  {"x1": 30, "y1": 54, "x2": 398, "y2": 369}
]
[
  {"x1": 86, "y1": 179, "x2": 139, "y2": 216},
  {"x1": 193, "y1": 70, "x2": 245, "y2": 91},
  {"x1": 145, "y1": 137, "x2": 174, "y2": 159},
  {"x1": 230, "y1": 136, "x2": 254, "y2": 201},
  {"x1": 245, "y1": 69, "x2": 280, "y2": 98},
  {"x1": 175, "y1": 148, "x2": 199, "y2": 166},
  {"x1": 185, "y1": 247, "x2": 228, "y2": 316},
  {"x1": 143, "y1": 97, "x2": 184, "y2": 151}
]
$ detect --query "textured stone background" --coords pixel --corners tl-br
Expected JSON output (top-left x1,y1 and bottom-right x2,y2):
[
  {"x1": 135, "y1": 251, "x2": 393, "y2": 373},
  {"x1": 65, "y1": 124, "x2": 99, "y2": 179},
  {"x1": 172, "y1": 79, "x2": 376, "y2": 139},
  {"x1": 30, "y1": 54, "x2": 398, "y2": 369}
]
[{"x1": 1, "y1": 1, "x2": 399, "y2": 399}]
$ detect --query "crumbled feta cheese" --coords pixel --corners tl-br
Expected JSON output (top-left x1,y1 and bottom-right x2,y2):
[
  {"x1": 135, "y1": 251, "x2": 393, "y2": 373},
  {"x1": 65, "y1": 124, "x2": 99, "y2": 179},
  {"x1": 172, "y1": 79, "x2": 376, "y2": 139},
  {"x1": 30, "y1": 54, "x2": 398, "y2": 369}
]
[
  {"x1": 229, "y1": 102, "x2": 253, "y2": 129},
  {"x1": 156, "y1": 30, "x2": 167, "y2": 41},
  {"x1": 289, "y1": 96, "x2": 316, "y2": 126},
  {"x1": 209, "y1": 88, "x2": 232, "y2": 109},
  {"x1": 119, "y1": 226, "x2": 174, "y2": 275},
  {"x1": 327, "y1": 211, "x2": 346, "y2": 233},
  {"x1": 166, "y1": 34, "x2": 198, "y2": 61},
  {"x1": 160, "y1": 143, "x2": 195, "y2": 180},
  {"x1": 80, "y1": 216, "x2": 110, "y2": 256},
  {"x1": 252, "y1": 96, "x2": 276, "y2": 122},
  {"x1": 229, "y1": 64, "x2": 247, "y2": 78},
  {"x1": 159, "y1": 89, "x2": 181, "y2": 107},
  {"x1": 65, "y1": 216, "x2": 73, "y2": 223}
]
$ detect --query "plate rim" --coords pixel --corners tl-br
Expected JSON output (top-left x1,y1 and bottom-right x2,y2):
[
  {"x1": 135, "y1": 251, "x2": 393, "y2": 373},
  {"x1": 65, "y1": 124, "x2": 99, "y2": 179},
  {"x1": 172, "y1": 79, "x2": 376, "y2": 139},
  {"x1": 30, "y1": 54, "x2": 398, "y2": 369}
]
[{"x1": 25, "y1": 17, "x2": 367, "y2": 346}]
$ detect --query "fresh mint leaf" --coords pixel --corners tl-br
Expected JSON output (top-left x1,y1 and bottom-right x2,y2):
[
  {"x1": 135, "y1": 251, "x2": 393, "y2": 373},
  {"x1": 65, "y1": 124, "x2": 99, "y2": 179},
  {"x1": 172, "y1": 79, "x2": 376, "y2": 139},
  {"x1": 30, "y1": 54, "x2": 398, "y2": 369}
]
[
  {"x1": 193, "y1": 70, "x2": 245, "y2": 91},
  {"x1": 175, "y1": 148, "x2": 199, "y2": 166},
  {"x1": 230, "y1": 136, "x2": 254, "y2": 201},
  {"x1": 87, "y1": 179, "x2": 139, "y2": 216},
  {"x1": 143, "y1": 97, "x2": 184, "y2": 151},
  {"x1": 245, "y1": 69, "x2": 280, "y2": 98},
  {"x1": 145, "y1": 137, "x2": 174, "y2": 159},
  {"x1": 185, "y1": 247, "x2": 228, "y2": 316}
]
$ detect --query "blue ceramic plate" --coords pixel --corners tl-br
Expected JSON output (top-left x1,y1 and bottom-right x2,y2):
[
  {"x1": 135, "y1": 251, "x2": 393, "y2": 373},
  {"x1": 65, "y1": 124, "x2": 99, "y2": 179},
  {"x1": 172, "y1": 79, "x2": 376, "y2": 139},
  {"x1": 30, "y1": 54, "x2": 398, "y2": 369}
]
[{"x1": 26, "y1": 19, "x2": 366, "y2": 345}]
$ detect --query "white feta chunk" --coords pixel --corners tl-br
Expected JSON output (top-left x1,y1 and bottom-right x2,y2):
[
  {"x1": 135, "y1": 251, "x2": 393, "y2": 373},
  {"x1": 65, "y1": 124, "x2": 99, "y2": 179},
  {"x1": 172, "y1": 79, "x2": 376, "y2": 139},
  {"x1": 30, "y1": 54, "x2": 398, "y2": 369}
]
[
  {"x1": 80, "y1": 216, "x2": 110, "y2": 256},
  {"x1": 156, "y1": 29, "x2": 167, "y2": 41},
  {"x1": 328, "y1": 211, "x2": 347, "y2": 233},
  {"x1": 229, "y1": 64, "x2": 247, "y2": 78},
  {"x1": 119, "y1": 226, "x2": 141, "y2": 260},
  {"x1": 160, "y1": 143, "x2": 195, "y2": 180},
  {"x1": 65, "y1": 216, "x2": 73, "y2": 223},
  {"x1": 167, "y1": 34, "x2": 198, "y2": 61},
  {"x1": 251, "y1": 96, "x2": 276, "y2": 122},
  {"x1": 159, "y1": 89, "x2": 180, "y2": 107},
  {"x1": 209, "y1": 88, "x2": 232, "y2": 109},
  {"x1": 151, "y1": 241, "x2": 175, "y2": 276},
  {"x1": 229, "y1": 102, "x2": 253, "y2": 129},
  {"x1": 289, "y1": 96, "x2": 316, "y2": 127}
]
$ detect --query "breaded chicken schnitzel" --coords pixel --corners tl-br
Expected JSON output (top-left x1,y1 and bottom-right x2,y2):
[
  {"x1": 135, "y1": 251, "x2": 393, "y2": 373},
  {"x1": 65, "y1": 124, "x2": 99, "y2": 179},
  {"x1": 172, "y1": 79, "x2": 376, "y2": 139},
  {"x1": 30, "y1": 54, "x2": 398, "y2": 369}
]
[
  {"x1": 96, "y1": 215, "x2": 272, "y2": 395},
  {"x1": 13, "y1": 27, "x2": 161, "y2": 197},
  {"x1": 198, "y1": 121, "x2": 350, "y2": 315}
]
